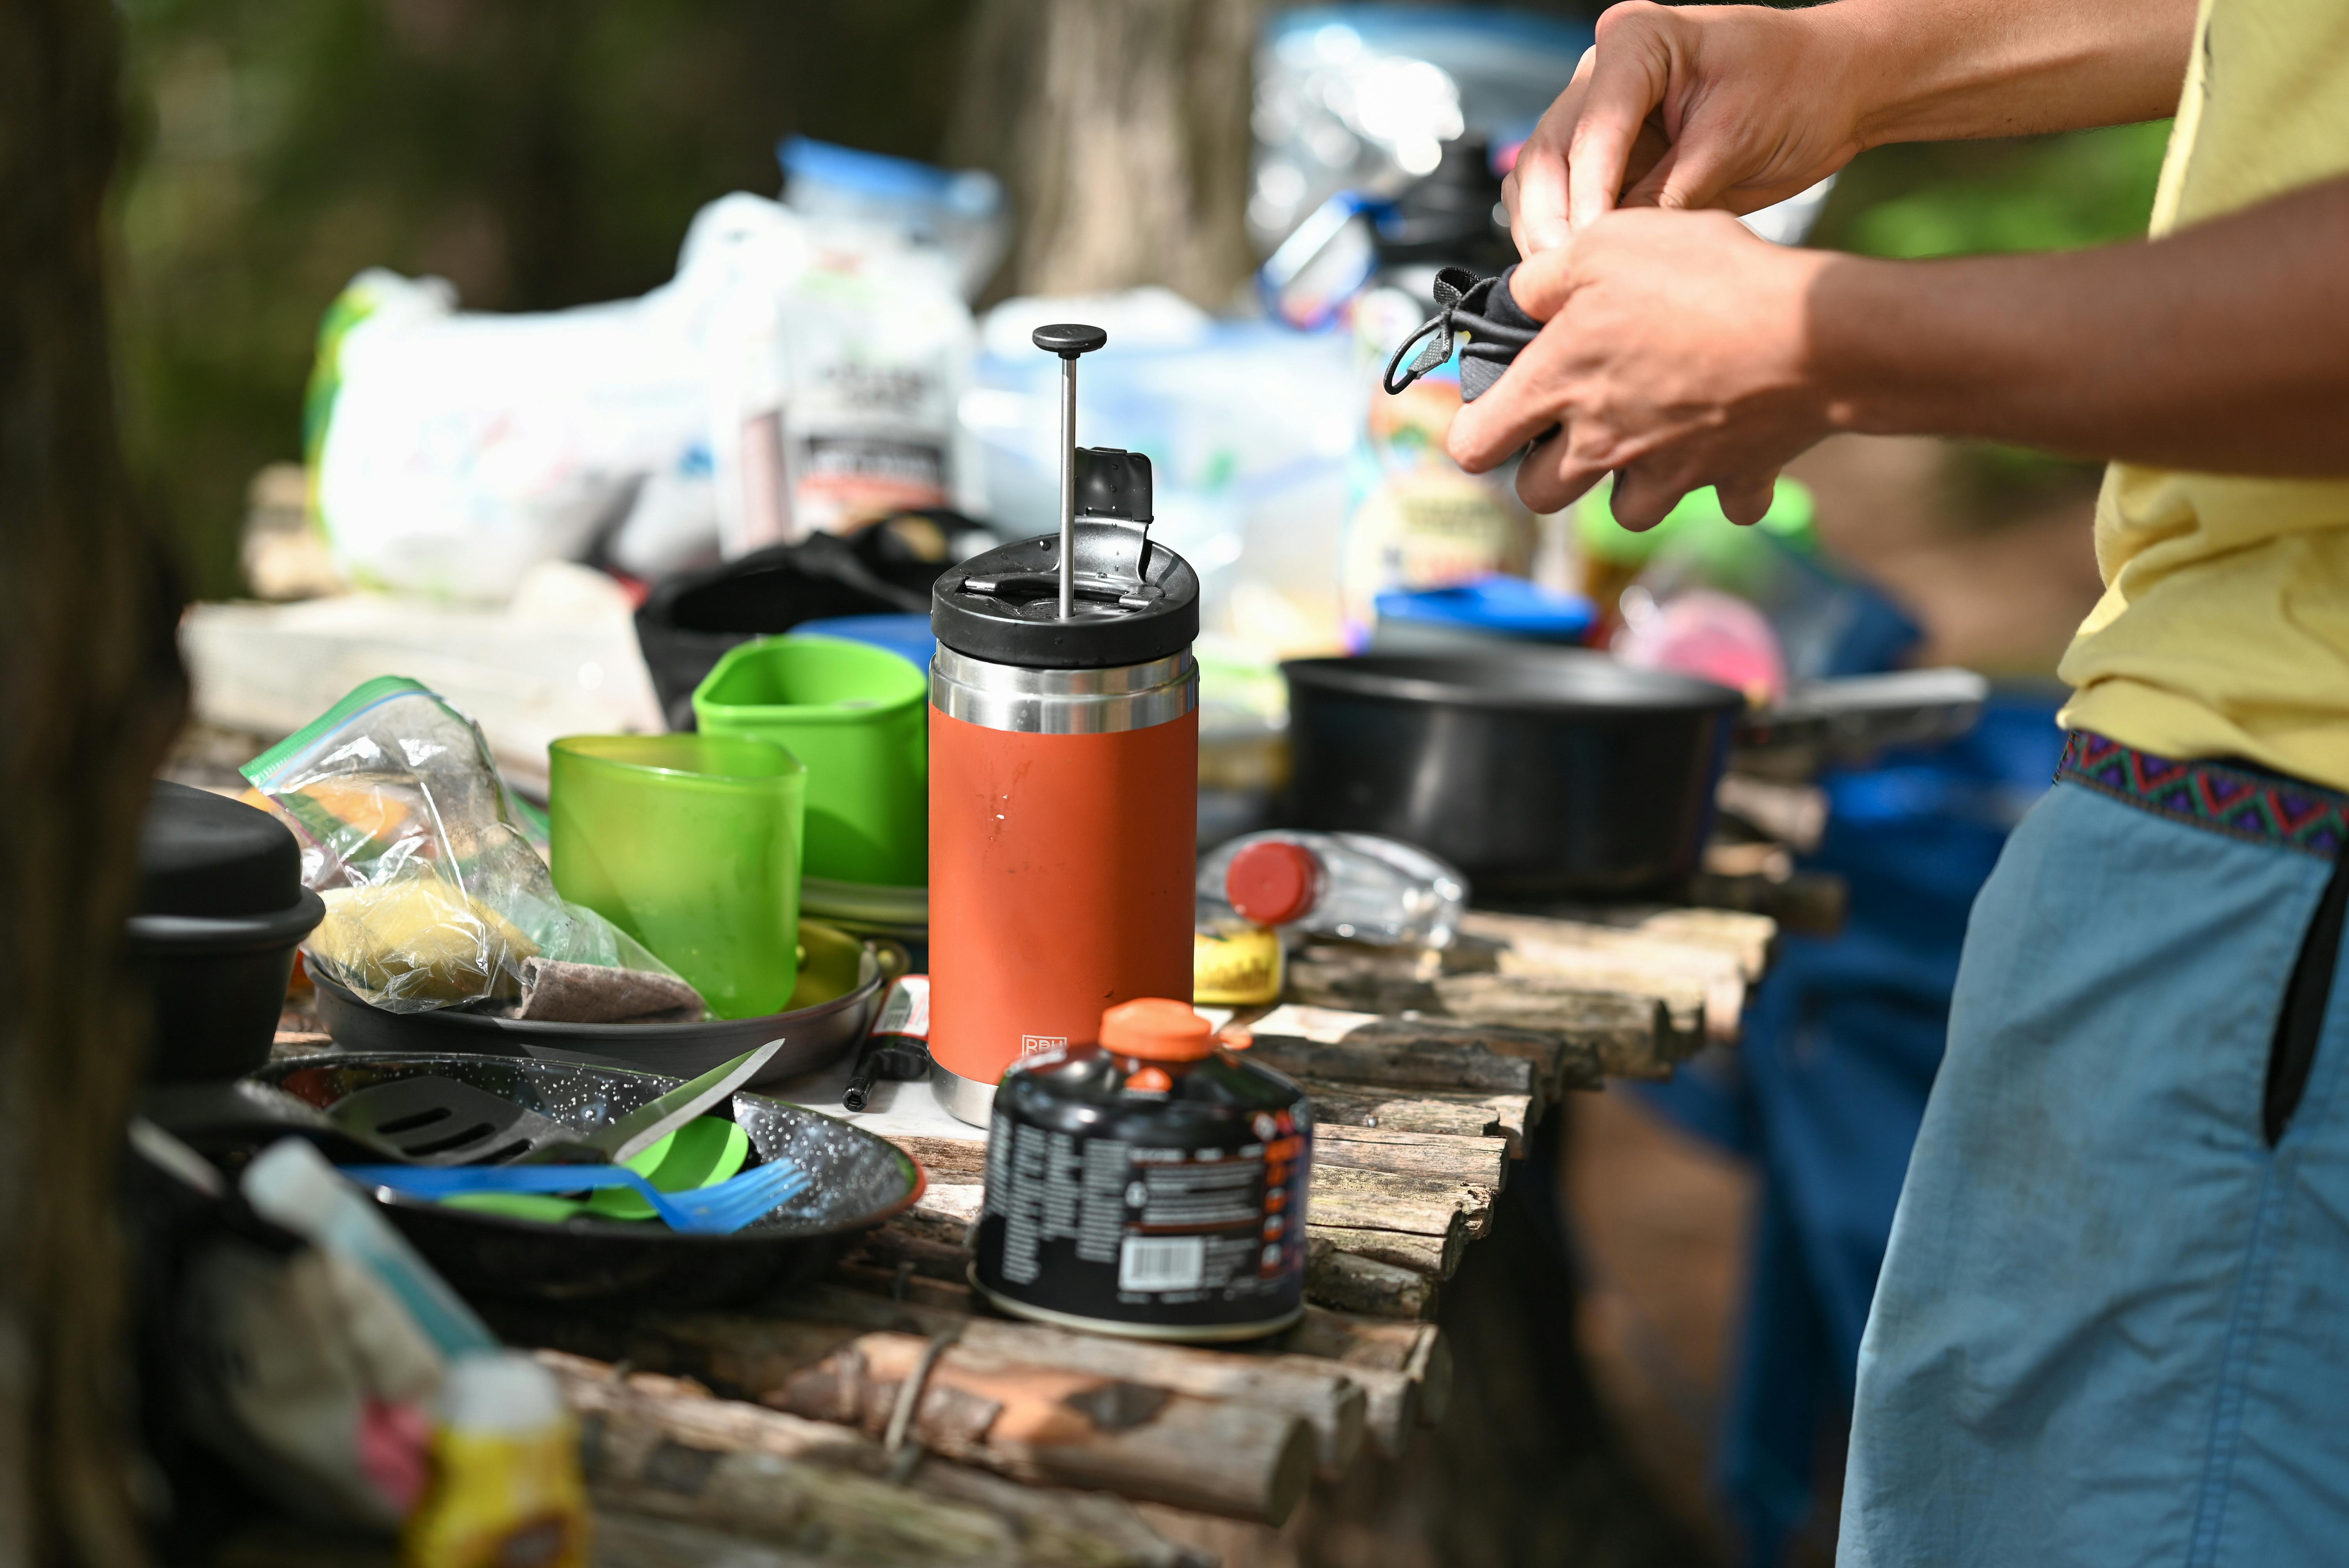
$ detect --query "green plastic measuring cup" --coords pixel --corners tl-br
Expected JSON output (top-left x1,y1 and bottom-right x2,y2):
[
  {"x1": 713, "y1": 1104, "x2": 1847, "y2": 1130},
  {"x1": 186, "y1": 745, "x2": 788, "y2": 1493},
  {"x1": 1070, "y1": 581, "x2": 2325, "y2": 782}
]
[
  {"x1": 693, "y1": 635, "x2": 927, "y2": 887},
  {"x1": 548, "y1": 734, "x2": 803, "y2": 1019}
]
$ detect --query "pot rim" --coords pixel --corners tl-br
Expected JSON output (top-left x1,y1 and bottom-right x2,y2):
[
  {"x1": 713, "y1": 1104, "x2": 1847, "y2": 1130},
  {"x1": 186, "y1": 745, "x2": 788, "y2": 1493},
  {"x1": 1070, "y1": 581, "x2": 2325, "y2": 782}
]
[{"x1": 1281, "y1": 652, "x2": 1745, "y2": 715}]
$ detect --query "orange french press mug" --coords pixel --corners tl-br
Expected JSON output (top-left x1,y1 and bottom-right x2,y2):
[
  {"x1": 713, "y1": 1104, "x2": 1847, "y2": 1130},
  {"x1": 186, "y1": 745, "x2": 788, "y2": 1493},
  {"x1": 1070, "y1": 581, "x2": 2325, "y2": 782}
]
[{"x1": 925, "y1": 323, "x2": 1200, "y2": 1125}]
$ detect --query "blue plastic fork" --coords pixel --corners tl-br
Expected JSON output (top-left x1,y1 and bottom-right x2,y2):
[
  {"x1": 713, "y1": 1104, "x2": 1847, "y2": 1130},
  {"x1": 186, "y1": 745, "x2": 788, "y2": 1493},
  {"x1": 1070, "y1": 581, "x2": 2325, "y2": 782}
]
[{"x1": 339, "y1": 1159, "x2": 811, "y2": 1236}]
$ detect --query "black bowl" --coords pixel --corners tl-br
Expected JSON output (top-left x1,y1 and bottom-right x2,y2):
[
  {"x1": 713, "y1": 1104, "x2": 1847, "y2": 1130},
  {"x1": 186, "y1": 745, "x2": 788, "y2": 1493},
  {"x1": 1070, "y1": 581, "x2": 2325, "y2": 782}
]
[
  {"x1": 253, "y1": 1052, "x2": 924, "y2": 1308},
  {"x1": 1281, "y1": 650, "x2": 1743, "y2": 896}
]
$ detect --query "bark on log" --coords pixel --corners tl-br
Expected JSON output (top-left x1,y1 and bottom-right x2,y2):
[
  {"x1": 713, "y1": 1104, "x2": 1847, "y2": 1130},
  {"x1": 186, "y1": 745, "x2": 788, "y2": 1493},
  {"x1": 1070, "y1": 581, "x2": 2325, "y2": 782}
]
[
  {"x1": 550, "y1": 1356, "x2": 1208, "y2": 1568},
  {"x1": 513, "y1": 1320, "x2": 1317, "y2": 1524},
  {"x1": 777, "y1": 1284, "x2": 1367, "y2": 1476},
  {"x1": 948, "y1": 0, "x2": 1260, "y2": 306},
  {"x1": 1, "y1": 0, "x2": 190, "y2": 1560}
]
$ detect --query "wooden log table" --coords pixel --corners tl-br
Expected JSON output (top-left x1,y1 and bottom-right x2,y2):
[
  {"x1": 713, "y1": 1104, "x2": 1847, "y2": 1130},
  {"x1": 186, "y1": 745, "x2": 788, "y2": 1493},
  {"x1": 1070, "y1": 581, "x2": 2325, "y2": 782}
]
[{"x1": 338, "y1": 903, "x2": 1780, "y2": 1566}]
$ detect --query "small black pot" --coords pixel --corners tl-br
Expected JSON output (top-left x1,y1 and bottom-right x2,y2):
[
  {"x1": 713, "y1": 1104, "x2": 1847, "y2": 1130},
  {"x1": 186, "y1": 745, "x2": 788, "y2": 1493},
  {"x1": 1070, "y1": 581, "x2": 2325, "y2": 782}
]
[
  {"x1": 131, "y1": 782, "x2": 324, "y2": 1082},
  {"x1": 1281, "y1": 651, "x2": 1743, "y2": 896}
]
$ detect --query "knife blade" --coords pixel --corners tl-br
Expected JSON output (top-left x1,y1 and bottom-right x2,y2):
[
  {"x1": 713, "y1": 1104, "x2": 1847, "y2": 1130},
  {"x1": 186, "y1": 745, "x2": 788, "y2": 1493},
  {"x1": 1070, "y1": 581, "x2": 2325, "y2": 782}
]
[{"x1": 522, "y1": 1036, "x2": 787, "y2": 1166}]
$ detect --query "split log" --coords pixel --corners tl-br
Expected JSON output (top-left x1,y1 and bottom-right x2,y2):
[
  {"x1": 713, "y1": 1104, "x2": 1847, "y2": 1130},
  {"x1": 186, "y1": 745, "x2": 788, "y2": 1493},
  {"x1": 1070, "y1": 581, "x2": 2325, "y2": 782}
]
[
  {"x1": 1243, "y1": 1001, "x2": 1592, "y2": 1098},
  {"x1": 1300, "y1": 1239, "x2": 1437, "y2": 1323},
  {"x1": 809, "y1": 1269, "x2": 1444, "y2": 1459},
  {"x1": 1457, "y1": 907, "x2": 1750, "y2": 1038},
  {"x1": 1305, "y1": 1164, "x2": 1490, "y2": 1243},
  {"x1": 1242, "y1": 1028, "x2": 1540, "y2": 1110},
  {"x1": 1428, "y1": 975, "x2": 1703, "y2": 1079},
  {"x1": 1270, "y1": 1312, "x2": 1451, "y2": 1435},
  {"x1": 1306, "y1": 1225, "x2": 1454, "y2": 1280},
  {"x1": 1295, "y1": 1078, "x2": 1532, "y2": 1155},
  {"x1": 551, "y1": 1355, "x2": 1206, "y2": 1568},
  {"x1": 1314, "y1": 1124, "x2": 1511, "y2": 1190},
  {"x1": 778, "y1": 1283, "x2": 1367, "y2": 1476},
  {"x1": 509, "y1": 1317, "x2": 1315, "y2": 1524},
  {"x1": 1473, "y1": 904, "x2": 1776, "y2": 979},
  {"x1": 773, "y1": 1327, "x2": 1315, "y2": 1523}
]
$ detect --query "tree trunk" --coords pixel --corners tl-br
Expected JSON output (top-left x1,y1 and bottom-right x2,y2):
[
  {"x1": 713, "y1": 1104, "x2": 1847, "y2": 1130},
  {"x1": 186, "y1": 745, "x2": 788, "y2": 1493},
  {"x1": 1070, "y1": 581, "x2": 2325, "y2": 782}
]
[
  {"x1": 0, "y1": 1, "x2": 190, "y2": 1563},
  {"x1": 950, "y1": 0, "x2": 1261, "y2": 306}
]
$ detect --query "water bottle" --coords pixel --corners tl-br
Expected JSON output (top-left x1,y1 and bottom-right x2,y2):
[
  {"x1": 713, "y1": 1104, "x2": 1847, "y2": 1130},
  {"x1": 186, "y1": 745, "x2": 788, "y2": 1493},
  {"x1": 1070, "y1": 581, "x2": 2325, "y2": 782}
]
[{"x1": 1198, "y1": 832, "x2": 1468, "y2": 950}]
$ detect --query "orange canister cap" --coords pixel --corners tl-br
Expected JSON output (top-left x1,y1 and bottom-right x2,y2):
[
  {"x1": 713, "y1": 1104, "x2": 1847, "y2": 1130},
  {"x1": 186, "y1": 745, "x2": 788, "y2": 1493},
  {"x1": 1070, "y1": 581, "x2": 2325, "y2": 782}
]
[
  {"x1": 1226, "y1": 839, "x2": 1319, "y2": 927},
  {"x1": 1100, "y1": 998, "x2": 1217, "y2": 1061}
]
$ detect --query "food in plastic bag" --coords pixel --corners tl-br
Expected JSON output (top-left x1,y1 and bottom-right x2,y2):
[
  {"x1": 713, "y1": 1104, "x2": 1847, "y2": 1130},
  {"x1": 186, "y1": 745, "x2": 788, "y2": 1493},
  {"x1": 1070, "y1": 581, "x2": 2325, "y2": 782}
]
[{"x1": 242, "y1": 677, "x2": 704, "y2": 1019}]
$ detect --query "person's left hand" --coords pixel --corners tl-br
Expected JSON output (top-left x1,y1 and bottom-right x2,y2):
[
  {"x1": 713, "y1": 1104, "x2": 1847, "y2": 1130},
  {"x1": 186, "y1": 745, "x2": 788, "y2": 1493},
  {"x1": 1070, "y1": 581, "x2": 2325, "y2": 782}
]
[{"x1": 1446, "y1": 207, "x2": 1834, "y2": 529}]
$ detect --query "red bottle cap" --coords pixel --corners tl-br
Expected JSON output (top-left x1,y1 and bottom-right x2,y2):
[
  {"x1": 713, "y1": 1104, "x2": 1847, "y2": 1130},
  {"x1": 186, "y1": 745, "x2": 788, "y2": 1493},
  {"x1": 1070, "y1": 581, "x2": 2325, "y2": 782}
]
[
  {"x1": 1225, "y1": 840, "x2": 1319, "y2": 927},
  {"x1": 1100, "y1": 998, "x2": 1216, "y2": 1061}
]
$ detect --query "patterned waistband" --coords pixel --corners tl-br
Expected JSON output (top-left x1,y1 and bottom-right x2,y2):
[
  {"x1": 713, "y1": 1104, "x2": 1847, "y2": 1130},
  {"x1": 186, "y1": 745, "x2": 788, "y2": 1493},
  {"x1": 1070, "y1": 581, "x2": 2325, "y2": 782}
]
[{"x1": 2058, "y1": 731, "x2": 2349, "y2": 861}]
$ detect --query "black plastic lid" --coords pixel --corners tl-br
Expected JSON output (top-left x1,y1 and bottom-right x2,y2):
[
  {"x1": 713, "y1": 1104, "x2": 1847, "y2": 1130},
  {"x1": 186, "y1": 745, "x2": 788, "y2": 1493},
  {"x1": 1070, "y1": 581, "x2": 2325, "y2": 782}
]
[
  {"x1": 137, "y1": 781, "x2": 305, "y2": 919},
  {"x1": 932, "y1": 447, "x2": 1199, "y2": 669}
]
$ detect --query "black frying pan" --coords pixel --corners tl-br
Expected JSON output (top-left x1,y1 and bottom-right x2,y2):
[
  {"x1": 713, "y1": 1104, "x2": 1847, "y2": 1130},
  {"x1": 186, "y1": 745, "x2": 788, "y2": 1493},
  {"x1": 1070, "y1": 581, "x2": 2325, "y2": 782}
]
[{"x1": 253, "y1": 1051, "x2": 924, "y2": 1308}]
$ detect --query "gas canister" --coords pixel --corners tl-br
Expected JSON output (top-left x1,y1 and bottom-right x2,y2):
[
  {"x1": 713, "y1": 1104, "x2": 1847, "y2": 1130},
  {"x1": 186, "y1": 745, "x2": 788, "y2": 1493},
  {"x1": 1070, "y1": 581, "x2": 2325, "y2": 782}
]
[
  {"x1": 973, "y1": 999, "x2": 1312, "y2": 1341},
  {"x1": 926, "y1": 323, "x2": 1200, "y2": 1125}
]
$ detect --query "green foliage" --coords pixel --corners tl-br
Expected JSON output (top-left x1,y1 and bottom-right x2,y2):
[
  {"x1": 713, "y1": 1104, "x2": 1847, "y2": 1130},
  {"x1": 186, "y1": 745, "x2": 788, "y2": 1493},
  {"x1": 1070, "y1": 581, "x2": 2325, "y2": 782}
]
[
  {"x1": 115, "y1": 0, "x2": 974, "y2": 598},
  {"x1": 1810, "y1": 119, "x2": 2173, "y2": 260}
]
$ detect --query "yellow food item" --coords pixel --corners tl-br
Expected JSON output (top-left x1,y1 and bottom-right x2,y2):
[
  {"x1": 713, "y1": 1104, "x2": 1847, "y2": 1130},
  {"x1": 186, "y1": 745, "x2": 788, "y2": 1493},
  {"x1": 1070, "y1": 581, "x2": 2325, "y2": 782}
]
[
  {"x1": 310, "y1": 873, "x2": 536, "y2": 1004},
  {"x1": 1194, "y1": 921, "x2": 1285, "y2": 1008}
]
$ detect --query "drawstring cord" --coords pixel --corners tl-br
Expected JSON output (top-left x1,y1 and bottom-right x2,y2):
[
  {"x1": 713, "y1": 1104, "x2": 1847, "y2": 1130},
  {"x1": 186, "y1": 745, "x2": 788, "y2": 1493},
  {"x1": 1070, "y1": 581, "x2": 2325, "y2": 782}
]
[{"x1": 1381, "y1": 265, "x2": 1541, "y2": 397}]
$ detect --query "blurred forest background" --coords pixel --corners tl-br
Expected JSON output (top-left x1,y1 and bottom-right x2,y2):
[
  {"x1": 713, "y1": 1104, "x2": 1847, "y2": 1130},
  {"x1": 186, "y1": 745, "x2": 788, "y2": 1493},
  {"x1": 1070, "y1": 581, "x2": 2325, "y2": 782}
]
[{"x1": 112, "y1": 0, "x2": 2168, "y2": 602}]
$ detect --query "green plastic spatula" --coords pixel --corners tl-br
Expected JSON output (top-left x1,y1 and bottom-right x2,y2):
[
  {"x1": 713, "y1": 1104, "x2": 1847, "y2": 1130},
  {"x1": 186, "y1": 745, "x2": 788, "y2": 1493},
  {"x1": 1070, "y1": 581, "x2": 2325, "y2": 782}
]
[{"x1": 439, "y1": 1116, "x2": 752, "y2": 1224}]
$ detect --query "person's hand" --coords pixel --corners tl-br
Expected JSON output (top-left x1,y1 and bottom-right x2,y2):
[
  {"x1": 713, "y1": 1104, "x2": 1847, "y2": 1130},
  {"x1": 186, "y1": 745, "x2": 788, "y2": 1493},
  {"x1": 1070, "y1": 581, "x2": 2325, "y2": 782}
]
[
  {"x1": 1446, "y1": 208, "x2": 1835, "y2": 527},
  {"x1": 1504, "y1": 2, "x2": 1869, "y2": 255}
]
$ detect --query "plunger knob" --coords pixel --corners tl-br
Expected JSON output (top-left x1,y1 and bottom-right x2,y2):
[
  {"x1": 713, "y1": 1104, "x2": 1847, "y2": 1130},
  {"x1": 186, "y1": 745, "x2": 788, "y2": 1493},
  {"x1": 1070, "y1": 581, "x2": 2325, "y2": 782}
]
[{"x1": 1032, "y1": 323, "x2": 1109, "y2": 359}]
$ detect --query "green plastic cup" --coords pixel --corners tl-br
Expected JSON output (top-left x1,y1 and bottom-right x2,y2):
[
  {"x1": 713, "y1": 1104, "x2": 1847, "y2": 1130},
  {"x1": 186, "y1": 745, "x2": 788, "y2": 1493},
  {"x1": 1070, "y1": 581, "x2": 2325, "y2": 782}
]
[
  {"x1": 547, "y1": 734, "x2": 803, "y2": 1019},
  {"x1": 692, "y1": 635, "x2": 928, "y2": 887}
]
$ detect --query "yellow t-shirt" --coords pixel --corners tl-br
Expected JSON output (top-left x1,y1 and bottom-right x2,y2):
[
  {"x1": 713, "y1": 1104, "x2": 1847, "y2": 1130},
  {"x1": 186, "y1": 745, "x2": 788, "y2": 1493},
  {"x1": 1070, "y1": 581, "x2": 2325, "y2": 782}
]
[{"x1": 2055, "y1": 0, "x2": 2349, "y2": 788}]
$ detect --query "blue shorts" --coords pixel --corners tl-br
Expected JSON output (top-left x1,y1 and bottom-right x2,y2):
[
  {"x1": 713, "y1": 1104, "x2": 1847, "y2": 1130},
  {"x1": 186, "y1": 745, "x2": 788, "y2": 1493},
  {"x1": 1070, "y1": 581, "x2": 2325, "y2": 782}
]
[{"x1": 1841, "y1": 752, "x2": 2349, "y2": 1566}]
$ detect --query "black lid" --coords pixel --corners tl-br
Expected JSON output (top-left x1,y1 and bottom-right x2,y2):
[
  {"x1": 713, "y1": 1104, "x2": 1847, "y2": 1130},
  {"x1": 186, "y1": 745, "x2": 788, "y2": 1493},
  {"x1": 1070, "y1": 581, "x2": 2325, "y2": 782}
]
[
  {"x1": 1375, "y1": 135, "x2": 1514, "y2": 272},
  {"x1": 932, "y1": 448, "x2": 1198, "y2": 669},
  {"x1": 137, "y1": 781, "x2": 305, "y2": 919}
]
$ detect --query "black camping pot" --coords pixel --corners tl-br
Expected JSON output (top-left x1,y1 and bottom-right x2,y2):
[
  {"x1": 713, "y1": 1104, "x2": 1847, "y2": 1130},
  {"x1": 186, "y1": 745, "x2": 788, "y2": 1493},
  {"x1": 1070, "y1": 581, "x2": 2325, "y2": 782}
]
[
  {"x1": 1281, "y1": 650, "x2": 1743, "y2": 896},
  {"x1": 634, "y1": 522, "x2": 959, "y2": 729},
  {"x1": 129, "y1": 782, "x2": 325, "y2": 1081}
]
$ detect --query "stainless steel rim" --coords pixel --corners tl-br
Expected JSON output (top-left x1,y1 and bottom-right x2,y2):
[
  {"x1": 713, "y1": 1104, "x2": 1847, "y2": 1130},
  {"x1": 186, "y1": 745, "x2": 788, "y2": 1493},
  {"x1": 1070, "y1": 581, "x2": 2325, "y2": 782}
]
[
  {"x1": 930, "y1": 1064, "x2": 999, "y2": 1127},
  {"x1": 930, "y1": 646, "x2": 1197, "y2": 734}
]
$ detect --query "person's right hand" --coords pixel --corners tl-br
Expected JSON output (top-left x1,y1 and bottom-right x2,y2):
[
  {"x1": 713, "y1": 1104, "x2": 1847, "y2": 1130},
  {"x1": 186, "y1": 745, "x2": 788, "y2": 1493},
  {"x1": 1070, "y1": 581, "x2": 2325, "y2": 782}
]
[{"x1": 1505, "y1": 2, "x2": 1872, "y2": 256}]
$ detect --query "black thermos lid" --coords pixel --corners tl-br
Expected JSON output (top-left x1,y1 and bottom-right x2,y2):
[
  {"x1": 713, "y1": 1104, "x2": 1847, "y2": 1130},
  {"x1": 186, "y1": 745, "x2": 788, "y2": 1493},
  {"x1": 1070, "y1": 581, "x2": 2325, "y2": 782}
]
[
  {"x1": 136, "y1": 780, "x2": 305, "y2": 919},
  {"x1": 931, "y1": 447, "x2": 1199, "y2": 670}
]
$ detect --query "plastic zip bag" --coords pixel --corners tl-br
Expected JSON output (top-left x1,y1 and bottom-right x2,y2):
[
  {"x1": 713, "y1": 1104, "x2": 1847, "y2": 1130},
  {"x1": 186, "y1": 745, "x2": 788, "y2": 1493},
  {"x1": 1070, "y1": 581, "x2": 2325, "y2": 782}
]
[{"x1": 242, "y1": 677, "x2": 700, "y2": 1017}]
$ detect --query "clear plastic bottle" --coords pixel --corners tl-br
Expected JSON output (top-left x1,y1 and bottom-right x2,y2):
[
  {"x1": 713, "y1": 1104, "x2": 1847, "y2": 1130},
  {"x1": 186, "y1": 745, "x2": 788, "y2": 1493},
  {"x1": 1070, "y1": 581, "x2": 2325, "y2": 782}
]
[{"x1": 1197, "y1": 832, "x2": 1468, "y2": 950}]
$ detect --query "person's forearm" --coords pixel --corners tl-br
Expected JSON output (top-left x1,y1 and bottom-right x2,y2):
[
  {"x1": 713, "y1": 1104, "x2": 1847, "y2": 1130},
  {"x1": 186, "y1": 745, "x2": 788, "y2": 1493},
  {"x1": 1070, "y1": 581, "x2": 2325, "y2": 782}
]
[
  {"x1": 1811, "y1": 176, "x2": 2349, "y2": 474},
  {"x1": 1814, "y1": 0, "x2": 2198, "y2": 146}
]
